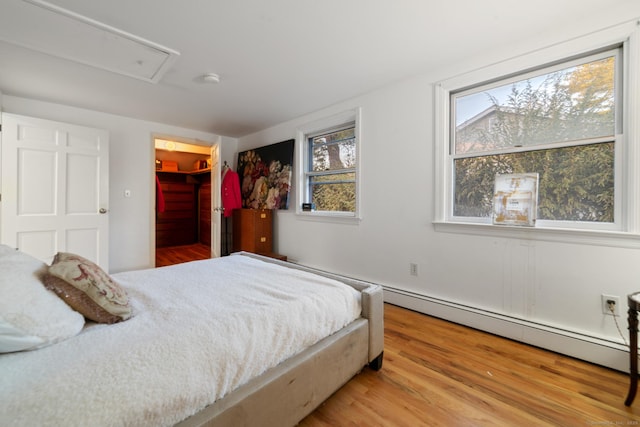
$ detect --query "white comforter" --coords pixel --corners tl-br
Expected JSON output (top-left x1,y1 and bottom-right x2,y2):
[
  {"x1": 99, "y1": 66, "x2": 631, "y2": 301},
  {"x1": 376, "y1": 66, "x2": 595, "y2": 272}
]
[{"x1": 1, "y1": 255, "x2": 362, "y2": 427}]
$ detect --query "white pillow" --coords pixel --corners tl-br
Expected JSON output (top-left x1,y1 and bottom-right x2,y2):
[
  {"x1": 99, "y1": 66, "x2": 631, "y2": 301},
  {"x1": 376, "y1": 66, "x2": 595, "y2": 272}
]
[{"x1": 0, "y1": 244, "x2": 85, "y2": 352}]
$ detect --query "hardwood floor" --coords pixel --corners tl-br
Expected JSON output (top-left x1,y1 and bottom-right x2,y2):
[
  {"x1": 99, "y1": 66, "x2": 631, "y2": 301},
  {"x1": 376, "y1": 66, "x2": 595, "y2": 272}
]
[
  {"x1": 301, "y1": 303, "x2": 640, "y2": 426},
  {"x1": 155, "y1": 243, "x2": 211, "y2": 267},
  {"x1": 154, "y1": 247, "x2": 640, "y2": 425}
]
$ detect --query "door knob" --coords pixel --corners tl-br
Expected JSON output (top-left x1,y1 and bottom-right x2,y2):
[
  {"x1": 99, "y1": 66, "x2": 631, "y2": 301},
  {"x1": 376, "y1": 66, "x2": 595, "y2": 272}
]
[{"x1": 99, "y1": 208, "x2": 108, "y2": 214}]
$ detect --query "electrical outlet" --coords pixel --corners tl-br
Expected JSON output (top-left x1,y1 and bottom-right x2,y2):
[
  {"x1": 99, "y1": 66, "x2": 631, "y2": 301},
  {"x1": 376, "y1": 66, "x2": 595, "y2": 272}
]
[
  {"x1": 409, "y1": 263, "x2": 418, "y2": 276},
  {"x1": 601, "y1": 294, "x2": 620, "y2": 316}
]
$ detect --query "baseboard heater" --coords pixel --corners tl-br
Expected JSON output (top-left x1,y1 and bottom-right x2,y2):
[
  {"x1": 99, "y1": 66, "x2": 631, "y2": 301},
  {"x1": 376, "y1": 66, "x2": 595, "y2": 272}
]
[{"x1": 383, "y1": 285, "x2": 630, "y2": 373}]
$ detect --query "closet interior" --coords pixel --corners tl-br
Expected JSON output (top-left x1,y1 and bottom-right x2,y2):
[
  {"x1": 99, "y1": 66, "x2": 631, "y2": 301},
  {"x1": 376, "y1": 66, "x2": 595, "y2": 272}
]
[{"x1": 155, "y1": 140, "x2": 212, "y2": 249}]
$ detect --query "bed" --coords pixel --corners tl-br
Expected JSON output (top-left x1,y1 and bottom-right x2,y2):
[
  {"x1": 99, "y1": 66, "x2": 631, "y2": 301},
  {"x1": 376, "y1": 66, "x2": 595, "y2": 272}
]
[{"x1": 0, "y1": 247, "x2": 384, "y2": 427}]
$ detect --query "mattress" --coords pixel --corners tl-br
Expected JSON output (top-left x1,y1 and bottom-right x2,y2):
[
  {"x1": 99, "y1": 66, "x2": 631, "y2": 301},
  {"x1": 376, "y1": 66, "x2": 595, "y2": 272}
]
[{"x1": 0, "y1": 255, "x2": 362, "y2": 427}]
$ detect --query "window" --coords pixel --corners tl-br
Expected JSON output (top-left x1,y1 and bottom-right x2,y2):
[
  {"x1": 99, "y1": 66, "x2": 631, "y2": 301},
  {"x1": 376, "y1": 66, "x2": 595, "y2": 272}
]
[
  {"x1": 297, "y1": 109, "x2": 361, "y2": 219},
  {"x1": 432, "y1": 21, "x2": 640, "y2": 237},
  {"x1": 434, "y1": 20, "x2": 640, "y2": 239},
  {"x1": 307, "y1": 125, "x2": 356, "y2": 212},
  {"x1": 452, "y1": 49, "x2": 619, "y2": 225}
]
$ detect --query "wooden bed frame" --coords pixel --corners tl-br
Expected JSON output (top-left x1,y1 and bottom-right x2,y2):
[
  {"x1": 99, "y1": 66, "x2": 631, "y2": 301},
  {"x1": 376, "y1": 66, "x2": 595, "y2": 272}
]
[{"x1": 176, "y1": 252, "x2": 385, "y2": 427}]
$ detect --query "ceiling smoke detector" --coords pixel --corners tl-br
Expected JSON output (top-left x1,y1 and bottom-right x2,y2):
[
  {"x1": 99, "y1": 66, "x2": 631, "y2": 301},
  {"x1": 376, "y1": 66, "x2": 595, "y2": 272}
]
[{"x1": 203, "y1": 73, "x2": 220, "y2": 84}]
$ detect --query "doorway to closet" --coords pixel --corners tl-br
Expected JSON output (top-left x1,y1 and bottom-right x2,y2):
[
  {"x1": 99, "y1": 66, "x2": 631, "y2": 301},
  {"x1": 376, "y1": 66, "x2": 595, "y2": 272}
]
[{"x1": 154, "y1": 138, "x2": 220, "y2": 267}]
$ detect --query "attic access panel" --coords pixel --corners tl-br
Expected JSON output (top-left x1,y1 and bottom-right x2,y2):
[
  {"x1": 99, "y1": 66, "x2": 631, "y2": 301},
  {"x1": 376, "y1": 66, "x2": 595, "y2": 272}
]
[{"x1": 0, "y1": 0, "x2": 179, "y2": 83}]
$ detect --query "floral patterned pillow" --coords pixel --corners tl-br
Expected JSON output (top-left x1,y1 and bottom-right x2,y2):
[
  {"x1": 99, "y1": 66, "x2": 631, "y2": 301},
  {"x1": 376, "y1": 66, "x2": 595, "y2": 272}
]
[{"x1": 44, "y1": 252, "x2": 132, "y2": 324}]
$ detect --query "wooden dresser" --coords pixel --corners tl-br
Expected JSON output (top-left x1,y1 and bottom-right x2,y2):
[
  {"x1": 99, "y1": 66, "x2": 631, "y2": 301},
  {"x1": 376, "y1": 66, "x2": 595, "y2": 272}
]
[{"x1": 232, "y1": 209, "x2": 286, "y2": 260}]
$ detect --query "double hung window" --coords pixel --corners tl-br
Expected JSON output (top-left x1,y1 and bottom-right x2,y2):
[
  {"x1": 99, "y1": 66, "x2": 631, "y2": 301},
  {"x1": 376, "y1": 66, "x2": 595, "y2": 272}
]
[
  {"x1": 441, "y1": 44, "x2": 626, "y2": 231},
  {"x1": 297, "y1": 109, "x2": 361, "y2": 219},
  {"x1": 306, "y1": 124, "x2": 356, "y2": 213}
]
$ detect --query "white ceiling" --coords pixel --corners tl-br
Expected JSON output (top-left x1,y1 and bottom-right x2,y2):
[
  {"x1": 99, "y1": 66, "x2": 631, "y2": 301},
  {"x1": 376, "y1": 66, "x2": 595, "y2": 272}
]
[{"x1": 0, "y1": 0, "x2": 635, "y2": 138}]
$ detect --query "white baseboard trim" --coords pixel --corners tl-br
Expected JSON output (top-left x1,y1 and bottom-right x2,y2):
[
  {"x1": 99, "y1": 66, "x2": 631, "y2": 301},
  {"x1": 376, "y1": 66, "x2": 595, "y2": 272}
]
[{"x1": 383, "y1": 286, "x2": 630, "y2": 373}]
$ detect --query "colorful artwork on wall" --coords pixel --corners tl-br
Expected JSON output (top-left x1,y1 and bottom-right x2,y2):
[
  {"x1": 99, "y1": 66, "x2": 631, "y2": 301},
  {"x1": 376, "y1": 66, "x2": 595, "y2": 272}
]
[{"x1": 237, "y1": 139, "x2": 294, "y2": 210}]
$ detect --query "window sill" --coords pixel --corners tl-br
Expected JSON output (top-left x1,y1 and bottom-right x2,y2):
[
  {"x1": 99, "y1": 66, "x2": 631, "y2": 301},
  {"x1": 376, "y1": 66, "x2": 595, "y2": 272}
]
[
  {"x1": 433, "y1": 221, "x2": 640, "y2": 249},
  {"x1": 295, "y1": 210, "x2": 362, "y2": 224}
]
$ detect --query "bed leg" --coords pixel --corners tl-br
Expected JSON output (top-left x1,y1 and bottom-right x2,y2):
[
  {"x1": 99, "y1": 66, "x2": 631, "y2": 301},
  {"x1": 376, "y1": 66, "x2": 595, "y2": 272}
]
[{"x1": 368, "y1": 352, "x2": 383, "y2": 371}]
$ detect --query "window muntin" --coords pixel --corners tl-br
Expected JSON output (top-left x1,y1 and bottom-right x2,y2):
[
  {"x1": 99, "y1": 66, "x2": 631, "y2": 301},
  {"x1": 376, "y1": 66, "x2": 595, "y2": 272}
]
[
  {"x1": 305, "y1": 125, "x2": 356, "y2": 213},
  {"x1": 450, "y1": 48, "x2": 620, "y2": 224}
]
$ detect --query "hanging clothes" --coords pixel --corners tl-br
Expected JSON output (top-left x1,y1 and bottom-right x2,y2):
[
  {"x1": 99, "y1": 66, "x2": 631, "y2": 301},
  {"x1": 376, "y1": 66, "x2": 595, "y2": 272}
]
[{"x1": 221, "y1": 166, "x2": 241, "y2": 217}]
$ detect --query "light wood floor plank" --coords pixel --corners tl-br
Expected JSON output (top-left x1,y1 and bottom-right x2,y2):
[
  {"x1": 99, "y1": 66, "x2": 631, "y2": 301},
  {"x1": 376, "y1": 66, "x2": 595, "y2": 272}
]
[
  {"x1": 155, "y1": 243, "x2": 211, "y2": 267},
  {"x1": 301, "y1": 303, "x2": 640, "y2": 426}
]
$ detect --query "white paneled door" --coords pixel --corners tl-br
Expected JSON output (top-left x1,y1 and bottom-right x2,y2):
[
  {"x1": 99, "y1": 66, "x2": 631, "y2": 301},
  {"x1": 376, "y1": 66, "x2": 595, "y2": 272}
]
[{"x1": 0, "y1": 113, "x2": 109, "y2": 268}]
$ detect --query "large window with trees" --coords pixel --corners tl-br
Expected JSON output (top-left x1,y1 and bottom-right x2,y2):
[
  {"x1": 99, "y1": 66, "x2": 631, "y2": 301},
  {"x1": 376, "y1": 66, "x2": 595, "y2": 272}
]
[
  {"x1": 430, "y1": 22, "x2": 640, "y2": 244},
  {"x1": 446, "y1": 46, "x2": 622, "y2": 230},
  {"x1": 435, "y1": 21, "x2": 640, "y2": 239}
]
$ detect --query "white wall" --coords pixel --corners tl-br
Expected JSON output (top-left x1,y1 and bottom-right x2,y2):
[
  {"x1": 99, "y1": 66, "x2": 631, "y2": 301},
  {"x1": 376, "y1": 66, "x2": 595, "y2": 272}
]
[
  {"x1": 238, "y1": 7, "x2": 640, "y2": 371},
  {"x1": 1, "y1": 95, "x2": 237, "y2": 273}
]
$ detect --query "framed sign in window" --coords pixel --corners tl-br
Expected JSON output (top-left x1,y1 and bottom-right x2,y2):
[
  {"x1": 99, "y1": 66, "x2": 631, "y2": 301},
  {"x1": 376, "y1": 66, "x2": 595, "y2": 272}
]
[{"x1": 492, "y1": 173, "x2": 539, "y2": 226}]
